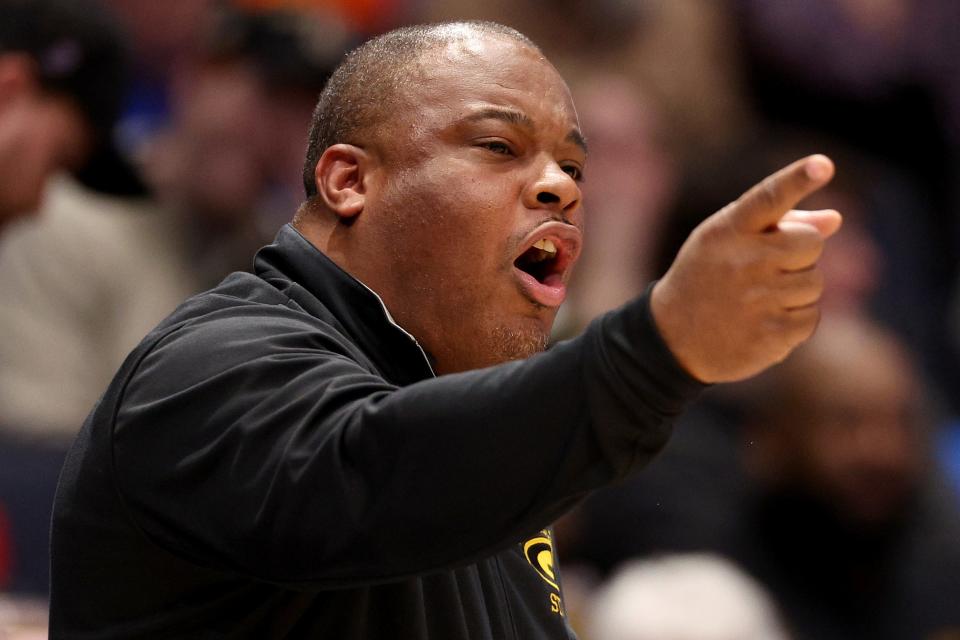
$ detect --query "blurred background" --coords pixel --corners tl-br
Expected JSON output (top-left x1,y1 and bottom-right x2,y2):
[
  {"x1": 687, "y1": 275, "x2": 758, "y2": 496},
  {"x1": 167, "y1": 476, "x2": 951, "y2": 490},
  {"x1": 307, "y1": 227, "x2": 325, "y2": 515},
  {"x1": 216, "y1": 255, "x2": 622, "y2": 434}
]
[{"x1": 0, "y1": 0, "x2": 959, "y2": 638}]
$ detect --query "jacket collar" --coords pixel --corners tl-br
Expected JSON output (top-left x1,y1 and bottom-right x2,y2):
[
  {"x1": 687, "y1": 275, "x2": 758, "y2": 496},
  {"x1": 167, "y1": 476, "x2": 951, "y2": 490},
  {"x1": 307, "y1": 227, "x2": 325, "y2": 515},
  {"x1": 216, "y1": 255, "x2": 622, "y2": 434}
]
[{"x1": 254, "y1": 224, "x2": 435, "y2": 385}]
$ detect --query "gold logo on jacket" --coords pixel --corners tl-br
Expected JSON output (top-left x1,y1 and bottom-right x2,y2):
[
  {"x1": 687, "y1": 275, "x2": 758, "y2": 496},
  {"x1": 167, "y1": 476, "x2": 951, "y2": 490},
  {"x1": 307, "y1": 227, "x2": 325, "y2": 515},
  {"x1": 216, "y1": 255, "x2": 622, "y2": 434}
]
[{"x1": 522, "y1": 529, "x2": 564, "y2": 616}]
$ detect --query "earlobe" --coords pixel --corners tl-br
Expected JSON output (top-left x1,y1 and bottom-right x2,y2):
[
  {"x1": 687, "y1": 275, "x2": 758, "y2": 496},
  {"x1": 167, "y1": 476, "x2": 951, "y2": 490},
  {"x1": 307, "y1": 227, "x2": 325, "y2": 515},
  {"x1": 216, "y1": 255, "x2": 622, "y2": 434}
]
[{"x1": 314, "y1": 144, "x2": 371, "y2": 220}]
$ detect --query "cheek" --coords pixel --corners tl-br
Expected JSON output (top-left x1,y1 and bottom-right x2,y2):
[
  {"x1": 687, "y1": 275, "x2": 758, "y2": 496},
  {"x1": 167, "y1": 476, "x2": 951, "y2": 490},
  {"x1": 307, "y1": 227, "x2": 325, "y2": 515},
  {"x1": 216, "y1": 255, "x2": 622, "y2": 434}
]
[
  {"x1": 1, "y1": 118, "x2": 63, "y2": 211},
  {"x1": 385, "y1": 166, "x2": 515, "y2": 276},
  {"x1": 33, "y1": 106, "x2": 89, "y2": 174},
  {"x1": 0, "y1": 99, "x2": 89, "y2": 218}
]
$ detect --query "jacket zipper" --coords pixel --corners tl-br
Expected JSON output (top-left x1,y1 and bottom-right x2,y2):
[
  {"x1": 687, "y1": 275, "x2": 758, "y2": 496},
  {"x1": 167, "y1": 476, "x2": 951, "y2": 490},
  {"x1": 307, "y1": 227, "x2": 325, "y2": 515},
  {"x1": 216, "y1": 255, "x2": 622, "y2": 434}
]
[{"x1": 360, "y1": 281, "x2": 436, "y2": 377}]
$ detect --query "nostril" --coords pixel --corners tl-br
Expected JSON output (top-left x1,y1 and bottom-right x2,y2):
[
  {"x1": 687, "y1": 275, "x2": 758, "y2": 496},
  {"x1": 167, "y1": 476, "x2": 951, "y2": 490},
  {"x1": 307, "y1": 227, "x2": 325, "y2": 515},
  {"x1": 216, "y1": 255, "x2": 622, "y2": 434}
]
[{"x1": 537, "y1": 191, "x2": 560, "y2": 204}]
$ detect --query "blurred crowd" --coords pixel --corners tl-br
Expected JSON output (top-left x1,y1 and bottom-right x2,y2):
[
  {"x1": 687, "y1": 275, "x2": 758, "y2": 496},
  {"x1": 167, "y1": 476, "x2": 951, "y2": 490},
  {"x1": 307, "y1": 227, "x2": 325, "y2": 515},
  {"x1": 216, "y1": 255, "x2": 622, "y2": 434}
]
[{"x1": 1, "y1": 0, "x2": 959, "y2": 638}]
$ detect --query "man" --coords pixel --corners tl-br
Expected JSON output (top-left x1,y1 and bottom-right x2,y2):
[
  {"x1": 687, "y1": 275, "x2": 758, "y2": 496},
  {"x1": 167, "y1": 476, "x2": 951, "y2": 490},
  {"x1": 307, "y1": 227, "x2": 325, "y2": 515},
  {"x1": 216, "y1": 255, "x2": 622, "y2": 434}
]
[
  {"x1": 0, "y1": 7, "x2": 351, "y2": 440},
  {"x1": 734, "y1": 313, "x2": 960, "y2": 640},
  {"x1": 50, "y1": 21, "x2": 840, "y2": 638},
  {"x1": 0, "y1": 0, "x2": 126, "y2": 233},
  {"x1": 0, "y1": 0, "x2": 125, "y2": 601},
  {"x1": 0, "y1": 6, "x2": 346, "y2": 605}
]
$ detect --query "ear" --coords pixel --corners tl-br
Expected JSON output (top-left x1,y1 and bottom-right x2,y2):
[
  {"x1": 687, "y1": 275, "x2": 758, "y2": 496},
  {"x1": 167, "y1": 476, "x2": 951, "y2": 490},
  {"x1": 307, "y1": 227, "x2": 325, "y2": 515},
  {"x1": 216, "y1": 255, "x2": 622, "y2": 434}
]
[
  {"x1": 313, "y1": 144, "x2": 374, "y2": 220},
  {"x1": 0, "y1": 54, "x2": 39, "y2": 108}
]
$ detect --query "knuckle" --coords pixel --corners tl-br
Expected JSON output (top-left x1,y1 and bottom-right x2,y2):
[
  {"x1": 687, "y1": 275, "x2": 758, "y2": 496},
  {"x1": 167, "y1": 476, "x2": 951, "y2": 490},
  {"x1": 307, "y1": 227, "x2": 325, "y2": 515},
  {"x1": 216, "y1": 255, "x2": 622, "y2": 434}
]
[
  {"x1": 809, "y1": 268, "x2": 825, "y2": 294},
  {"x1": 793, "y1": 266, "x2": 823, "y2": 291},
  {"x1": 790, "y1": 306, "x2": 820, "y2": 341},
  {"x1": 739, "y1": 255, "x2": 767, "y2": 283},
  {"x1": 696, "y1": 215, "x2": 731, "y2": 245},
  {"x1": 759, "y1": 303, "x2": 819, "y2": 346},
  {"x1": 785, "y1": 239, "x2": 823, "y2": 270},
  {"x1": 741, "y1": 285, "x2": 772, "y2": 313}
]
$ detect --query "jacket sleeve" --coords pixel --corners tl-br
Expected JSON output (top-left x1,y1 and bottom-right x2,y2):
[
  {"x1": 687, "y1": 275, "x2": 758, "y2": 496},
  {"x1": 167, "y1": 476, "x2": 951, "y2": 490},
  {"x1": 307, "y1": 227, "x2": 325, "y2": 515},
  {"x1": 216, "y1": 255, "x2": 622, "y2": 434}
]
[{"x1": 112, "y1": 289, "x2": 703, "y2": 587}]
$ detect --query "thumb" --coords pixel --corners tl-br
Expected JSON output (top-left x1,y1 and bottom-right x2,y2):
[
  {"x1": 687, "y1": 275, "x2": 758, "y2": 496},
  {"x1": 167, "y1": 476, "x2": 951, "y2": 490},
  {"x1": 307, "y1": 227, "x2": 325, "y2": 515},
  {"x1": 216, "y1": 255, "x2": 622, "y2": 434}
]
[{"x1": 779, "y1": 209, "x2": 843, "y2": 239}]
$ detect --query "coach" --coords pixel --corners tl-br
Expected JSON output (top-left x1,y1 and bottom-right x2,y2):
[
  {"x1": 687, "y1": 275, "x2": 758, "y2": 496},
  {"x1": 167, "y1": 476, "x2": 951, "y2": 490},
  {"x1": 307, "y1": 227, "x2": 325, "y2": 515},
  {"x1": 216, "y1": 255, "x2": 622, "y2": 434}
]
[{"x1": 50, "y1": 21, "x2": 840, "y2": 639}]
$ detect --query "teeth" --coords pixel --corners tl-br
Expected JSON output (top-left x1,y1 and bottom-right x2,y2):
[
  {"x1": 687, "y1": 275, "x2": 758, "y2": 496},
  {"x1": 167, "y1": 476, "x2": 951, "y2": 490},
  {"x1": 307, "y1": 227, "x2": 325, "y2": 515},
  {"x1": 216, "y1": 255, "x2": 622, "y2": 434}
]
[{"x1": 532, "y1": 239, "x2": 557, "y2": 255}]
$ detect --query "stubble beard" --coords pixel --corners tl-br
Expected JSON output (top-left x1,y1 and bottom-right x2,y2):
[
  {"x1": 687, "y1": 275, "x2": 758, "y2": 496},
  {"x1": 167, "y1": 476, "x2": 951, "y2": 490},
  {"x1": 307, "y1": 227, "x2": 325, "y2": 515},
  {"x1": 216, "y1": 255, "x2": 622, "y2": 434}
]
[{"x1": 489, "y1": 323, "x2": 549, "y2": 364}]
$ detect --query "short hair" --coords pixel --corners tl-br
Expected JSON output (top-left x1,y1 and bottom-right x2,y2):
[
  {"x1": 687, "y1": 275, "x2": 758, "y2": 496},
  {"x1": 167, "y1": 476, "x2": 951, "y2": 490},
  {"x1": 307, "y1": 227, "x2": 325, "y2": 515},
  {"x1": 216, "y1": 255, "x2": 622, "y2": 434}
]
[{"x1": 301, "y1": 21, "x2": 539, "y2": 198}]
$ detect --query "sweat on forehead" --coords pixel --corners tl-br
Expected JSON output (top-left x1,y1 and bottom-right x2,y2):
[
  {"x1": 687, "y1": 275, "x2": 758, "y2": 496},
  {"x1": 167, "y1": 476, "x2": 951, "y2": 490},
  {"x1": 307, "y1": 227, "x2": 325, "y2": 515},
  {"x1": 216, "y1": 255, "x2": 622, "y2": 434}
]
[{"x1": 301, "y1": 21, "x2": 542, "y2": 198}]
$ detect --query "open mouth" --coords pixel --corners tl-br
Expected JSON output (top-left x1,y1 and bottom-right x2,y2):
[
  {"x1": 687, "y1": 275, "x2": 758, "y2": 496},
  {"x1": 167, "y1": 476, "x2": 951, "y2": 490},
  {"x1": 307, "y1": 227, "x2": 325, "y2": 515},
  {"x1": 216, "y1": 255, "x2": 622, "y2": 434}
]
[
  {"x1": 512, "y1": 224, "x2": 582, "y2": 308},
  {"x1": 514, "y1": 238, "x2": 563, "y2": 286}
]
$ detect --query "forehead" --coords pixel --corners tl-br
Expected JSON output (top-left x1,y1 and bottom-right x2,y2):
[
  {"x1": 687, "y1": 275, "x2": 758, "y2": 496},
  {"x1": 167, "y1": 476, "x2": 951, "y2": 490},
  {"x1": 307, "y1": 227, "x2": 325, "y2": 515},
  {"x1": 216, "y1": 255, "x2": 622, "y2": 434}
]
[
  {"x1": 402, "y1": 35, "x2": 579, "y2": 133},
  {"x1": 789, "y1": 329, "x2": 915, "y2": 413}
]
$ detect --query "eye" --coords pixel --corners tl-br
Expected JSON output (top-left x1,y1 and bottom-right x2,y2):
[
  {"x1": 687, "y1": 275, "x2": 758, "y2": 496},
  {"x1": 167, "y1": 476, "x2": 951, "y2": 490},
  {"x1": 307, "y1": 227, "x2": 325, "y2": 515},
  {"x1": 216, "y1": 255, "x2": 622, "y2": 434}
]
[
  {"x1": 479, "y1": 140, "x2": 514, "y2": 156},
  {"x1": 562, "y1": 164, "x2": 584, "y2": 182}
]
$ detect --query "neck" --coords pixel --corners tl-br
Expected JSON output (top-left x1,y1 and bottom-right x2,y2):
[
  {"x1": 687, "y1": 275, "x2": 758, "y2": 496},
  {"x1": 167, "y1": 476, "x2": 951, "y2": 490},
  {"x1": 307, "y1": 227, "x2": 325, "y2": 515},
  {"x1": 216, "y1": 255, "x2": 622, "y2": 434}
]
[{"x1": 293, "y1": 205, "x2": 342, "y2": 258}]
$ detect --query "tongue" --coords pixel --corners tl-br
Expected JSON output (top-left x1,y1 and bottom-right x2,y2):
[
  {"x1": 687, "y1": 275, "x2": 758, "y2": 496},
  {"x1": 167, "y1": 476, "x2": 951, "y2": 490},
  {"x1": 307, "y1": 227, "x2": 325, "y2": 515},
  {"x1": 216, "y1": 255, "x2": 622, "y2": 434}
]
[{"x1": 540, "y1": 272, "x2": 563, "y2": 287}]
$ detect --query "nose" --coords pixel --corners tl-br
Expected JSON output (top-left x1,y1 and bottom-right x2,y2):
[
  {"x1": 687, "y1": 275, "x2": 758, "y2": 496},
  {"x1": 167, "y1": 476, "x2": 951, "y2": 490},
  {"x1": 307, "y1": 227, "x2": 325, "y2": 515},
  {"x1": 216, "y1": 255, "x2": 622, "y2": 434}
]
[{"x1": 523, "y1": 159, "x2": 581, "y2": 216}]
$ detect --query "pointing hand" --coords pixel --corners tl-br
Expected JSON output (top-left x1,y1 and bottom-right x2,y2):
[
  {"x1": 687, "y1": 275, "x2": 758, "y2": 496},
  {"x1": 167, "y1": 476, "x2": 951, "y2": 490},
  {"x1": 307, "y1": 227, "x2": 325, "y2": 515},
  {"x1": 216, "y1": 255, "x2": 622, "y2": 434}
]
[{"x1": 651, "y1": 155, "x2": 842, "y2": 383}]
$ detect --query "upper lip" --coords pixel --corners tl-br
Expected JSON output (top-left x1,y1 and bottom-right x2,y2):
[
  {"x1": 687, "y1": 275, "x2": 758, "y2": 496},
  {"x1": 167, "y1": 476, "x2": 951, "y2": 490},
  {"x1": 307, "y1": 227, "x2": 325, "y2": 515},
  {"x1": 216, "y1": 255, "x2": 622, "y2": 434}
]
[{"x1": 513, "y1": 220, "x2": 583, "y2": 281}]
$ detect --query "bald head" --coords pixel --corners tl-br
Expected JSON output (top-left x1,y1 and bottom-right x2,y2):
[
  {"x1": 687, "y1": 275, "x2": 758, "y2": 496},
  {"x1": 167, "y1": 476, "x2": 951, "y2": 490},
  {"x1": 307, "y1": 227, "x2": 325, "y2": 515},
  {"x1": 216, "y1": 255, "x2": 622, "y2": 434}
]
[{"x1": 301, "y1": 21, "x2": 539, "y2": 198}]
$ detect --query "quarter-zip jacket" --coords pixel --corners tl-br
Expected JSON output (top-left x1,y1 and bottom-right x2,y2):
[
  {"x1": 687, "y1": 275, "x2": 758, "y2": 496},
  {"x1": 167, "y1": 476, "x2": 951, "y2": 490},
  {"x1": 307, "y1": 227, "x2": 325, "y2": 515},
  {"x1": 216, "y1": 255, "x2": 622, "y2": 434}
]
[{"x1": 50, "y1": 224, "x2": 703, "y2": 638}]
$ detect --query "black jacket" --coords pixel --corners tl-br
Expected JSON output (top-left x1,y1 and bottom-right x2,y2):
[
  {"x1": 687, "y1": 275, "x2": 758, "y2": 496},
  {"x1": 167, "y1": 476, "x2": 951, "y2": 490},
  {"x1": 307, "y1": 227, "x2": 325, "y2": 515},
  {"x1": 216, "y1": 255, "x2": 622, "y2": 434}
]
[{"x1": 50, "y1": 224, "x2": 702, "y2": 638}]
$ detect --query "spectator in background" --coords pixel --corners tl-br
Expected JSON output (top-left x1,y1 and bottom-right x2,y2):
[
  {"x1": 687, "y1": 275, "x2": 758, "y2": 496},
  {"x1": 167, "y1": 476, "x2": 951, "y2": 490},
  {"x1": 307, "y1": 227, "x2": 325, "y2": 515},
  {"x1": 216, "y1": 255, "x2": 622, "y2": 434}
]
[
  {"x1": 555, "y1": 72, "x2": 678, "y2": 339},
  {"x1": 588, "y1": 554, "x2": 790, "y2": 640},
  {"x1": 735, "y1": 313, "x2": 960, "y2": 640},
  {"x1": 0, "y1": 0, "x2": 126, "y2": 602},
  {"x1": 0, "y1": 6, "x2": 353, "y2": 441},
  {"x1": 574, "y1": 313, "x2": 960, "y2": 640},
  {"x1": 0, "y1": 5, "x2": 353, "y2": 603},
  {"x1": 0, "y1": 0, "x2": 126, "y2": 233},
  {"x1": 147, "y1": 7, "x2": 355, "y2": 232},
  {"x1": 101, "y1": 0, "x2": 216, "y2": 175}
]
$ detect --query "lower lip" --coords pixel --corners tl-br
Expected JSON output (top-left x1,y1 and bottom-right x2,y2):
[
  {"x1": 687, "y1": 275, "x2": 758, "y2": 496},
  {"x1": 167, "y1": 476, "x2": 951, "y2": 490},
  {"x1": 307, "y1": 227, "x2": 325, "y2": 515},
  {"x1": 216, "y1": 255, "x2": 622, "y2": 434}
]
[{"x1": 513, "y1": 268, "x2": 567, "y2": 307}]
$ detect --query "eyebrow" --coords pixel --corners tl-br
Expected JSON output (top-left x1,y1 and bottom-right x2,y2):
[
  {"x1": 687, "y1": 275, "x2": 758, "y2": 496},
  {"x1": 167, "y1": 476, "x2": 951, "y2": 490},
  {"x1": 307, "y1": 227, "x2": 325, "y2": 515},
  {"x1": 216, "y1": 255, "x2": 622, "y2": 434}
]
[
  {"x1": 464, "y1": 107, "x2": 588, "y2": 155},
  {"x1": 567, "y1": 129, "x2": 588, "y2": 156}
]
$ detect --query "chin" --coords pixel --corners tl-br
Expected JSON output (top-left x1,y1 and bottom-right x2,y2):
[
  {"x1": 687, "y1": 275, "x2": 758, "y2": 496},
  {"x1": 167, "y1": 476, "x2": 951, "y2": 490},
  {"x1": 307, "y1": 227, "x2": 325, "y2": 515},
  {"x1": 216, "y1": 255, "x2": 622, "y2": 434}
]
[
  {"x1": 489, "y1": 323, "x2": 549, "y2": 363},
  {"x1": 434, "y1": 311, "x2": 553, "y2": 373}
]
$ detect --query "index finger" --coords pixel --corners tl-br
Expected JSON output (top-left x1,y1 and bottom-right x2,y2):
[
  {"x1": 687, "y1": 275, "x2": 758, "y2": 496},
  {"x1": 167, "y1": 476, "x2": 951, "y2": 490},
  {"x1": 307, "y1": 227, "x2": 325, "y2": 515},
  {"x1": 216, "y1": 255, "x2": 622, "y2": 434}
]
[{"x1": 727, "y1": 155, "x2": 835, "y2": 233}]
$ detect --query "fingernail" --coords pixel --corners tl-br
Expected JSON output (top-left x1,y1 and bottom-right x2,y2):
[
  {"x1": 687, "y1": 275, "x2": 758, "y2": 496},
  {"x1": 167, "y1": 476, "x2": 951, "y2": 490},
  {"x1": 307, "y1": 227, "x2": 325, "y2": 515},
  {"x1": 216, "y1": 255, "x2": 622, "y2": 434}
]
[{"x1": 805, "y1": 155, "x2": 832, "y2": 181}]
